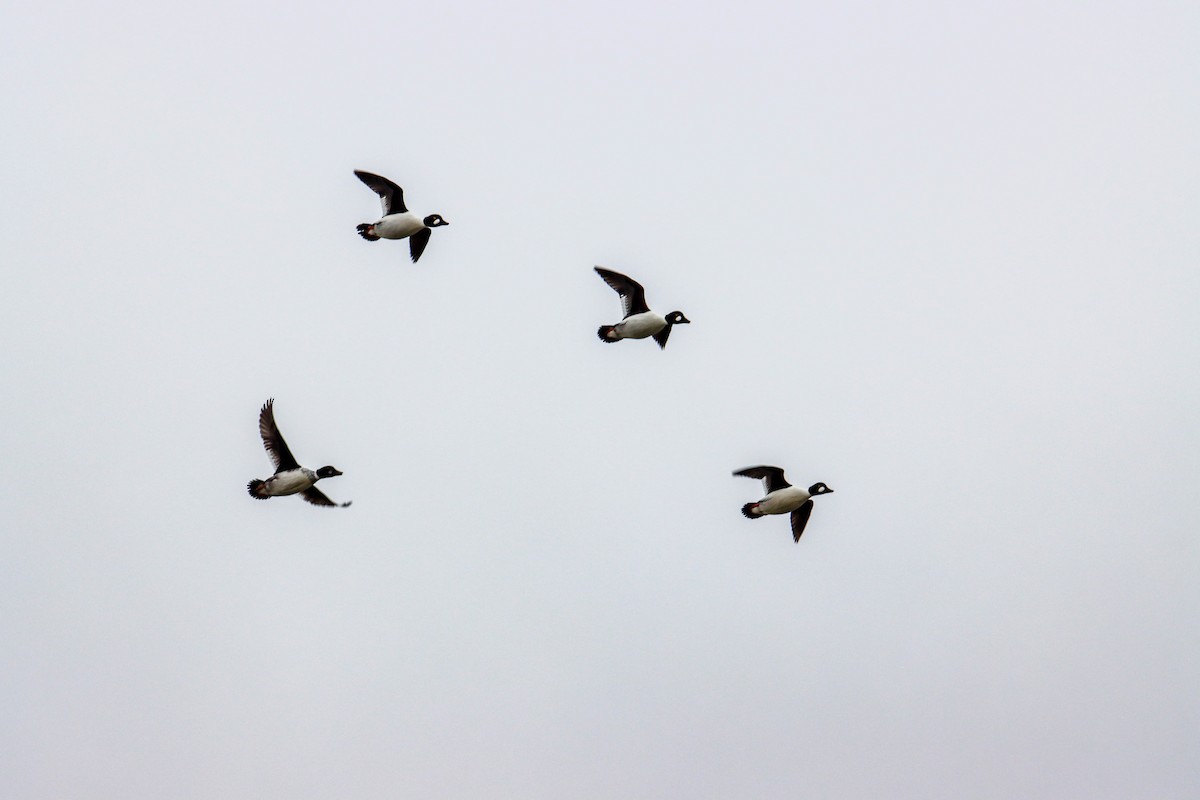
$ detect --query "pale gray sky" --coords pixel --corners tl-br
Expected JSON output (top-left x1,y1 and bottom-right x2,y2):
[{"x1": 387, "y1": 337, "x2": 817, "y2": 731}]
[{"x1": 2, "y1": 1, "x2": 1197, "y2": 797}]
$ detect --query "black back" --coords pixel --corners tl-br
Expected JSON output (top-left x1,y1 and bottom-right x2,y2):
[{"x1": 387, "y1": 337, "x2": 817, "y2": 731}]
[{"x1": 354, "y1": 170, "x2": 407, "y2": 215}]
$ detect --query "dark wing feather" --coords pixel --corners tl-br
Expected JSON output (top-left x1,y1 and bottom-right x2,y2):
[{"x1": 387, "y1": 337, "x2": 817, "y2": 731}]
[
  {"x1": 790, "y1": 500, "x2": 814, "y2": 542},
  {"x1": 258, "y1": 399, "x2": 300, "y2": 473},
  {"x1": 409, "y1": 228, "x2": 432, "y2": 263},
  {"x1": 594, "y1": 266, "x2": 650, "y2": 318},
  {"x1": 354, "y1": 170, "x2": 407, "y2": 215},
  {"x1": 732, "y1": 465, "x2": 791, "y2": 495},
  {"x1": 652, "y1": 325, "x2": 672, "y2": 350},
  {"x1": 301, "y1": 487, "x2": 351, "y2": 508}
]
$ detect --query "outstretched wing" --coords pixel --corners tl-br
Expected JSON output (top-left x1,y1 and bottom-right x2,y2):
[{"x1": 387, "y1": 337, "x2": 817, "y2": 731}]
[
  {"x1": 790, "y1": 500, "x2": 814, "y2": 542},
  {"x1": 301, "y1": 486, "x2": 351, "y2": 508},
  {"x1": 354, "y1": 170, "x2": 407, "y2": 215},
  {"x1": 259, "y1": 399, "x2": 300, "y2": 473},
  {"x1": 732, "y1": 465, "x2": 791, "y2": 495},
  {"x1": 409, "y1": 228, "x2": 432, "y2": 263},
  {"x1": 652, "y1": 325, "x2": 672, "y2": 350},
  {"x1": 594, "y1": 266, "x2": 650, "y2": 318}
]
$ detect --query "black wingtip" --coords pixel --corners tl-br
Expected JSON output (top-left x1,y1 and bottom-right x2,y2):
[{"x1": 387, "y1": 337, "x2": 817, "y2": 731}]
[{"x1": 409, "y1": 228, "x2": 432, "y2": 263}]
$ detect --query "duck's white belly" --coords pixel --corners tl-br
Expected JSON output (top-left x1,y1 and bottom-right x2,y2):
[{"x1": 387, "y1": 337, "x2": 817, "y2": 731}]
[
  {"x1": 266, "y1": 469, "x2": 316, "y2": 496},
  {"x1": 374, "y1": 212, "x2": 425, "y2": 240},
  {"x1": 758, "y1": 486, "x2": 810, "y2": 515},
  {"x1": 616, "y1": 311, "x2": 667, "y2": 339}
]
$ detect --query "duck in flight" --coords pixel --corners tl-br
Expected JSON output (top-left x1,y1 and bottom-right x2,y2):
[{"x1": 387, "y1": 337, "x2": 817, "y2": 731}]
[
  {"x1": 733, "y1": 466, "x2": 832, "y2": 542},
  {"x1": 247, "y1": 399, "x2": 351, "y2": 508},
  {"x1": 354, "y1": 170, "x2": 448, "y2": 263},
  {"x1": 594, "y1": 266, "x2": 690, "y2": 349}
]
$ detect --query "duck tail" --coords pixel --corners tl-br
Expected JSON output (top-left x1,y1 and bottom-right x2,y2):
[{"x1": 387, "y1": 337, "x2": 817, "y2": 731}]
[
  {"x1": 247, "y1": 479, "x2": 270, "y2": 499},
  {"x1": 741, "y1": 502, "x2": 763, "y2": 519},
  {"x1": 597, "y1": 325, "x2": 619, "y2": 343},
  {"x1": 356, "y1": 223, "x2": 380, "y2": 241}
]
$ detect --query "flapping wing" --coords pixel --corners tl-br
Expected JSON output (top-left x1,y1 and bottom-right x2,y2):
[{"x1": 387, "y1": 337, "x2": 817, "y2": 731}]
[
  {"x1": 652, "y1": 325, "x2": 672, "y2": 350},
  {"x1": 259, "y1": 399, "x2": 300, "y2": 473},
  {"x1": 594, "y1": 266, "x2": 649, "y2": 318},
  {"x1": 354, "y1": 170, "x2": 407, "y2": 215},
  {"x1": 301, "y1": 486, "x2": 351, "y2": 508},
  {"x1": 409, "y1": 228, "x2": 432, "y2": 263},
  {"x1": 790, "y1": 500, "x2": 814, "y2": 542},
  {"x1": 732, "y1": 465, "x2": 791, "y2": 495}
]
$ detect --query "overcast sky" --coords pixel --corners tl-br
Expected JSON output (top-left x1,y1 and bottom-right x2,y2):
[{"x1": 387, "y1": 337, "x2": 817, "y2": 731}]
[{"x1": 2, "y1": 1, "x2": 1197, "y2": 797}]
